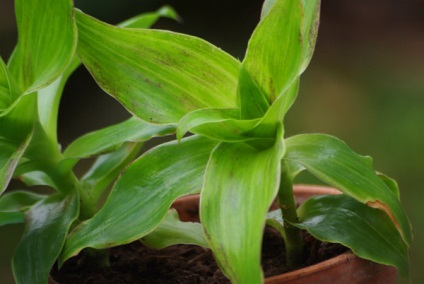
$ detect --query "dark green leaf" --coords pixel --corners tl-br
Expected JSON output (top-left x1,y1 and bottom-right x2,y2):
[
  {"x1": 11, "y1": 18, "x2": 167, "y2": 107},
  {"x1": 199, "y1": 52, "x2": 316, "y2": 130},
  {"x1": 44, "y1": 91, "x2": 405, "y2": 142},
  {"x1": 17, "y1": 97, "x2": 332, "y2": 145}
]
[
  {"x1": 285, "y1": 134, "x2": 412, "y2": 246},
  {"x1": 0, "y1": 211, "x2": 24, "y2": 226},
  {"x1": 200, "y1": 125, "x2": 284, "y2": 283},
  {"x1": 295, "y1": 194, "x2": 409, "y2": 276},
  {"x1": 140, "y1": 209, "x2": 208, "y2": 249},
  {"x1": 12, "y1": 191, "x2": 79, "y2": 284},
  {"x1": 60, "y1": 136, "x2": 217, "y2": 263},
  {"x1": 75, "y1": 10, "x2": 240, "y2": 124}
]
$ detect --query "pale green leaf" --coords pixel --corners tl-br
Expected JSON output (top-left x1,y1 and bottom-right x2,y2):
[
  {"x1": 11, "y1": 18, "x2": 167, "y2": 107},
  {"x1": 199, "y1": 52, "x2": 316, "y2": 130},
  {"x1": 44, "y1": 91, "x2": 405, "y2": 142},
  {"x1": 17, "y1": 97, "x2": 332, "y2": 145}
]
[
  {"x1": 140, "y1": 209, "x2": 208, "y2": 249},
  {"x1": 12, "y1": 191, "x2": 79, "y2": 284},
  {"x1": 200, "y1": 125, "x2": 284, "y2": 283},
  {"x1": 60, "y1": 136, "x2": 217, "y2": 263},
  {"x1": 75, "y1": 9, "x2": 240, "y2": 124},
  {"x1": 295, "y1": 194, "x2": 409, "y2": 276},
  {"x1": 299, "y1": 0, "x2": 321, "y2": 72},
  {"x1": 118, "y1": 5, "x2": 180, "y2": 29},
  {"x1": 177, "y1": 108, "x2": 264, "y2": 142},
  {"x1": 8, "y1": 0, "x2": 76, "y2": 94},
  {"x1": 285, "y1": 134, "x2": 412, "y2": 246},
  {"x1": 242, "y1": 0, "x2": 302, "y2": 103}
]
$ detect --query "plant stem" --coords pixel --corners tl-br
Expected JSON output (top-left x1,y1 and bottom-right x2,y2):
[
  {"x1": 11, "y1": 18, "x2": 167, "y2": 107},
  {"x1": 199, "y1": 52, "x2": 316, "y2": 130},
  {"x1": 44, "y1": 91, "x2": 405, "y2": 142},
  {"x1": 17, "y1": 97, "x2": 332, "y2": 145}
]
[{"x1": 278, "y1": 162, "x2": 304, "y2": 269}]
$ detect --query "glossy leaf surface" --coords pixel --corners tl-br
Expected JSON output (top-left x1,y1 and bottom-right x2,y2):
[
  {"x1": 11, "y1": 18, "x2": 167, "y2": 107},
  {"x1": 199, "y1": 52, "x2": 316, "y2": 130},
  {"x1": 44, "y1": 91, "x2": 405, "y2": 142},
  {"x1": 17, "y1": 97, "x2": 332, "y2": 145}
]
[
  {"x1": 12, "y1": 191, "x2": 79, "y2": 284},
  {"x1": 285, "y1": 134, "x2": 412, "y2": 246},
  {"x1": 141, "y1": 209, "x2": 208, "y2": 249},
  {"x1": 61, "y1": 136, "x2": 217, "y2": 263},
  {"x1": 75, "y1": 10, "x2": 240, "y2": 123},
  {"x1": 295, "y1": 194, "x2": 409, "y2": 276},
  {"x1": 8, "y1": 0, "x2": 76, "y2": 94},
  {"x1": 200, "y1": 127, "x2": 284, "y2": 283}
]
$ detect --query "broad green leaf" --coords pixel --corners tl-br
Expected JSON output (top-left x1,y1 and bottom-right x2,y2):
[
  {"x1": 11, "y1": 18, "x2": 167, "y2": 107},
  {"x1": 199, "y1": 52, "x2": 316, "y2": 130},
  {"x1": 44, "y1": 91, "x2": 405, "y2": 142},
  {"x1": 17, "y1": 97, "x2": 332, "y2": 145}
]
[
  {"x1": 118, "y1": 6, "x2": 180, "y2": 29},
  {"x1": 75, "y1": 9, "x2": 240, "y2": 124},
  {"x1": 140, "y1": 209, "x2": 208, "y2": 249},
  {"x1": 295, "y1": 194, "x2": 409, "y2": 276},
  {"x1": 61, "y1": 136, "x2": 217, "y2": 263},
  {"x1": 200, "y1": 125, "x2": 284, "y2": 283},
  {"x1": 64, "y1": 117, "x2": 175, "y2": 159},
  {"x1": 242, "y1": 0, "x2": 302, "y2": 103},
  {"x1": 12, "y1": 191, "x2": 79, "y2": 284},
  {"x1": 284, "y1": 134, "x2": 412, "y2": 246},
  {"x1": 81, "y1": 142, "x2": 142, "y2": 202},
  {"x1": 8, "y1": 0, "x2": 76, "y2": 94},
  {"x1": 0, "y1": 130, "x2": 33, "y2": 195},
  {"x1": 0, "y1": 190, "x2": 46, "y2": 211}
]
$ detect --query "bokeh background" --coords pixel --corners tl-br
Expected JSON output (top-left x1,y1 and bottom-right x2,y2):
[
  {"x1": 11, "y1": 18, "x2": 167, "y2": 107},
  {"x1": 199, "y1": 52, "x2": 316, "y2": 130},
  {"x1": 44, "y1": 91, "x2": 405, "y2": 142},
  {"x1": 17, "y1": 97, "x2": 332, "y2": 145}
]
[{"x1": 1, "y1": 0, "x2": 423, "y2": 283}]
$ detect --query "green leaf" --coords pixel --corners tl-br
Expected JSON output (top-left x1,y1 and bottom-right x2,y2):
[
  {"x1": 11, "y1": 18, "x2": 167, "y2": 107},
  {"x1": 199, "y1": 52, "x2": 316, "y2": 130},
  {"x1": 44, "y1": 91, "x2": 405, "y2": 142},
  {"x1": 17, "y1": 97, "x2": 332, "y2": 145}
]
[
  {"x1": 118, "y1": 5, "x2": 180, "y2": 29},
  {"x1": 0, "y1": 191, "x2": 46, "y2": 226},
  {"x1": 81, "y1": 142, "x2": 143, "y2": 202},
  {"x1": 242, "y1": 0, "x2": 302, "y2": 103},
  {"x1": 140, "y1": 209, "x2": 208, "y2": 249},
  {"x1": 0, "y1": 56, "x2": 20, "y2": 111},
  {"x1": 177, "y1": 108, "x2": 264, "y2": 142},
  {"x1": 75, "y1": 9, "x2": 240, "y2": 124},
  {"x1": 60, "y1": 136, "x2": 217, "y2": 263},
  {"x1": 0, "y1": 130, "x2": 33, "y2": 195},
  {"x1": 0, "y1": 211, "x2": 25, "y2": 226},
  {"x1": 237, "y1": 66, "x2": 269, "y2": 119},
  {"x1": 285, "y1": 134, "x2": 412, "y2": 247},
  {"x1": 8, "y1": 0, "x2": 76, "y2": 94},
  {"x1": 0, "y1": 190, "x2": 46, "y2": 211},
  {"x1": 12, "y1": 191, "x2": 79, "y2": 284},
  {"x1": 64, "y1": 117, "x2": 175, "y2": 159},
  {"x1": 295, "y1": 194, "x2": 409, "y2": 276},
  {"x1": 200, "y1": 125, "x2": 284, "y2": 283},
  {"x1": 299, "y1": 0, "x2": 321, "y2": 72}
]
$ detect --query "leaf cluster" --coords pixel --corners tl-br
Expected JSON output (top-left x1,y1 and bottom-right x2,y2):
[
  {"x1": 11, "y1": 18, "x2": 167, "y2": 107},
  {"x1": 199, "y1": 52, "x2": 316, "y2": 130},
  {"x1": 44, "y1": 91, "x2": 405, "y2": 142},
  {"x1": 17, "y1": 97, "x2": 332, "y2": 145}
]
[{"x1": 0, "y1": 0, "x2": 411, "y2": 283}]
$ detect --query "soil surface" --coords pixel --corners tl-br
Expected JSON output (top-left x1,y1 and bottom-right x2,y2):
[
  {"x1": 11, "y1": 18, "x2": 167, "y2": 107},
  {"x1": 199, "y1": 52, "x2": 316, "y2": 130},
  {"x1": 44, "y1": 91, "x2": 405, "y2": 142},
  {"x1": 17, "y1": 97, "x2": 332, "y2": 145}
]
[{"x1": 51, "y1": 227, "x2": 347, "y2": 283}]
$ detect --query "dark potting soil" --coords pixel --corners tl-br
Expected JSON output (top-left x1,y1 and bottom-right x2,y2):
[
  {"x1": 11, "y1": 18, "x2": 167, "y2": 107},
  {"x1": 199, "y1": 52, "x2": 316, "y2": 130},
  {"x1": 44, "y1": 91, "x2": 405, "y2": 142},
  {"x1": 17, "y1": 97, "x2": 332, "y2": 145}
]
[{"x1": 51, "y1": 227, "x2": 347, "y2": 284}]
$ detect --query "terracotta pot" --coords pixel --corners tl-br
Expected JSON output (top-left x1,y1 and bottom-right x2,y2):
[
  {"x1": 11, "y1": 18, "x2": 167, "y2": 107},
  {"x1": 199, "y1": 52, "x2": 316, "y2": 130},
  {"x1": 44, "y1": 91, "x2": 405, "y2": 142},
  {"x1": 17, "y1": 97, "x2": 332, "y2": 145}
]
[{"x1": 172, "y1": 184, "x2": 398, "y2": 284}]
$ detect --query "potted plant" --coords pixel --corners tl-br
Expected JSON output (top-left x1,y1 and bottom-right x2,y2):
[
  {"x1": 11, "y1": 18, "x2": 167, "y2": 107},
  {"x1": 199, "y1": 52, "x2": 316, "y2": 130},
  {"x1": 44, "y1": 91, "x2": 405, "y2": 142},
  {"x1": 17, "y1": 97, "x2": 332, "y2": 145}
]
[{"x1": 0, "y1": 0, "x2": 411, "y2": 283}]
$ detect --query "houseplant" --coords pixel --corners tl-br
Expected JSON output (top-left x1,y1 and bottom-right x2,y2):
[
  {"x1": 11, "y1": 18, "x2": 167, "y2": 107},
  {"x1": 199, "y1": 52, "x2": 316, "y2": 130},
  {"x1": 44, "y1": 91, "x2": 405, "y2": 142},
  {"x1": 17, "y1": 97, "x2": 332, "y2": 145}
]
[{"x1": 0, "y1": 0, "x2": 411, "y2": 283}]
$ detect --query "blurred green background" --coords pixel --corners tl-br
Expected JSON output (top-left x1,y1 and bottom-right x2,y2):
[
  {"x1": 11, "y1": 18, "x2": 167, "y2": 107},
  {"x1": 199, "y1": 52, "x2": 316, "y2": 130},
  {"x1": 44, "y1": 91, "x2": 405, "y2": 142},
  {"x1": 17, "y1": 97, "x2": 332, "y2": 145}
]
[{"x1": 1, "y1": 0, "x2": 423, "y2": 283}]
